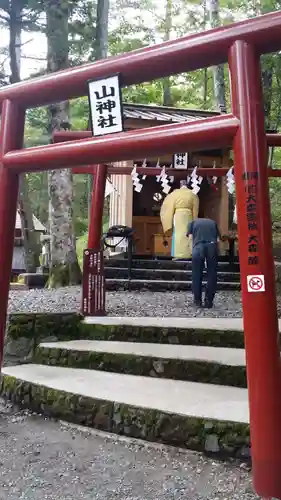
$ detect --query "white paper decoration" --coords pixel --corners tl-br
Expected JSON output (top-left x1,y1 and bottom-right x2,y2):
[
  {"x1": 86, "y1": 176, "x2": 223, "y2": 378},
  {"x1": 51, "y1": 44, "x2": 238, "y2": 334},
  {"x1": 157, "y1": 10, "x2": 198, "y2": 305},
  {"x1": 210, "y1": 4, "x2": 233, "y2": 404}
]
[
  {"x1": 233, "y1": 204, "x2": 237, "y2": 224},
  {"x1": 104, "y1": 179, "x2": 114, "y2": 198},
  {"x1": 131, "y1": 165, "x2": 143, "y2": 192},
  {"x1": 190, "y1": 167, "x2": 201, "y2": 195},
  {"x1": 155, "y1": 166, "x2": 171, "y2": 194},
  {"x1": 226, "y1": 167, "x2": 235, "y2": 194}
]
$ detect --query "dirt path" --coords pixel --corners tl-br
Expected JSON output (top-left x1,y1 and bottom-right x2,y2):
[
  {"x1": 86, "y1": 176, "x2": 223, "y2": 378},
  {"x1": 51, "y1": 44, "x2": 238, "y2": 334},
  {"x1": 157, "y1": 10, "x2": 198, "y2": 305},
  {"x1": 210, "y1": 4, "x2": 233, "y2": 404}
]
[{"x1": 0, "y1": 400, "x2": 260, "y2": 500}]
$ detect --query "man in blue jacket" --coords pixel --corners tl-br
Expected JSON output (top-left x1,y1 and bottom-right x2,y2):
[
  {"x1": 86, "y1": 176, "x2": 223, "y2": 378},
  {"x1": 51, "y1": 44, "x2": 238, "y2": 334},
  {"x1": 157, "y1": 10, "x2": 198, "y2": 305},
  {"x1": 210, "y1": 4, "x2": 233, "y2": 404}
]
[{"x1": 187, "y1": 217, "x2": 220, "y2": 308}]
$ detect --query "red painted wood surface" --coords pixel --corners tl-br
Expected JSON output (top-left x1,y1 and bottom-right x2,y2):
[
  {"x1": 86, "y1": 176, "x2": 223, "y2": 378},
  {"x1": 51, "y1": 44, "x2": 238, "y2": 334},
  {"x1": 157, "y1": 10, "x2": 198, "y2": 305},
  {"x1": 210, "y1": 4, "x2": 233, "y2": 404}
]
[
  {"x1": 0, "y1": 101, "x2": 24, "y2": 366},
  {"x1": 3, "y1": 115, "x2": 239, "y2": 172},
  {"x1": 88, "y1": 164, "x2": 107, "y2": 249},
  {"x1": 0, "y1": 10, "x2": 281, "y2": 496},
  {"x1": 0, "y1": 11, "x2": 281, "y2": 109},
  {"x1": 229, "y1": 41, "x2": 281, "y2": 498}
]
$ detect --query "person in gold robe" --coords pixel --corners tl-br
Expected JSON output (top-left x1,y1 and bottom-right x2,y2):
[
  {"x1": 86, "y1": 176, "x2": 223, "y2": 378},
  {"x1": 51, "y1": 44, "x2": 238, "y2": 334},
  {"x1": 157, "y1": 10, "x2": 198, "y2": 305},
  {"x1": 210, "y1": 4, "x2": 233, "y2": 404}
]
[{"x1": 160, "y1": 180, "x2": 199, "y2": 259}]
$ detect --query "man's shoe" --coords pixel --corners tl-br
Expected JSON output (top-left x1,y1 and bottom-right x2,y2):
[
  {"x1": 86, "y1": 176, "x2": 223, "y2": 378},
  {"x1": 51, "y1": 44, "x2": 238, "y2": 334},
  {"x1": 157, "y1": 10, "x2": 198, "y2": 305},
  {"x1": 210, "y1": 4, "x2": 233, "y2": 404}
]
[
  {"x1": 204, "y1": 300, "x2": 213, "y2": 309},
  {"x1": 194, "y1": 300, "x2": 202, "y2": 308}
]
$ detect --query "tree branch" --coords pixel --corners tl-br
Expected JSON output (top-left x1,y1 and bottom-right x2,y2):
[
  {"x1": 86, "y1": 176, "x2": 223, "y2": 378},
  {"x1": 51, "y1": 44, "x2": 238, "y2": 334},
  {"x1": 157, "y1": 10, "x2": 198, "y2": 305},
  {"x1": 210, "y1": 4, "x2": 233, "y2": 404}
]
[{"x1": 21, "y1": 55, "x2": 46, "y2": 61}]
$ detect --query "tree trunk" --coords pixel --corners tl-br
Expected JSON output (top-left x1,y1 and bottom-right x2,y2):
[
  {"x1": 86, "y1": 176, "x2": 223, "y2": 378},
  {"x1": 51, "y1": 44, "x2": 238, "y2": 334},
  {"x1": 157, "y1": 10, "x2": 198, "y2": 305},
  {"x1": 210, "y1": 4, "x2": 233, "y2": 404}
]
[
  {"x1": 18, "y1": 176, "x2": 41, "y2": 272},
  {"x1": 262, "y1": 59, "x2": 273, "y2": 129},
  {"x1": 9, "y1": 0, "x2": 21, "y2": 85},
  {"x1": 46, "y1": 0, "x2": 81, "y2": 287},
  {"x1": 162, "y1": 0, "x2": 172, "y2": 106},
  {"x1": 203, "y1": 0, "x2": 208, "y2": 109},
  {"x1": 95, "y1": 0, "x2": 110, "y2": 60},
  {"x1": 209, "y1": 0, "x2": 226, "y2": 112},
  {"x1": 9, "y1": 0, "x2": 40, "y2": 272}
]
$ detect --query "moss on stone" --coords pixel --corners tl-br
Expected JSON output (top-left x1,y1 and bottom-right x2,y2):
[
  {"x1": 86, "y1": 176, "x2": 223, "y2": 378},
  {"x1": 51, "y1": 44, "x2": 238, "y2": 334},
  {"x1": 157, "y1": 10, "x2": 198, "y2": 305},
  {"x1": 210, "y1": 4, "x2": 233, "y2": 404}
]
[
  {"x1": 7, "y1": 311, "x2": 248, "y2": 350},
  {"x1": 48, "y1": 262, "x2": 82, "y2": 288},
  {"x1": 5, "y1": 312, "x2": 83, "y2": 365},
  {"x1": 8, "y1": 314, "x2": 35, "y2": 340},
  {"x1": 33, "y1": 346, "x2": 247, "y2": 388},
  {"x1": 33, "y1": 313, "x2": 82, "y2": 341},
  {"x1": 79, "y1": 324, "x2": 246, "y2": 348},
  {"x1": 0, "y1": 374, "x2": 250, "y2": 458},
  {"x1": 7, "y1": 312, "x2": 82, "y2": 341}
]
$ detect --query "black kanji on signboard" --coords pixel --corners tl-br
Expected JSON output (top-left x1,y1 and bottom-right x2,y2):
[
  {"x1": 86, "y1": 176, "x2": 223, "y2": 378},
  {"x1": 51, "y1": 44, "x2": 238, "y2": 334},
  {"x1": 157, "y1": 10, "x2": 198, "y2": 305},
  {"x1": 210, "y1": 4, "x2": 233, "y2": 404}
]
[
  {"x1": 97, "y1": 114, "x2": 117, "y2": 129},
  {"x1": 94, "y1": 85, "x2": 115, "y2": 100},
  {"x1": 96, "y1": 99, "x2": 116, "y2": 114},
  {"x1": 175, "y1": 154, "x2": 186, "y2": 166}
]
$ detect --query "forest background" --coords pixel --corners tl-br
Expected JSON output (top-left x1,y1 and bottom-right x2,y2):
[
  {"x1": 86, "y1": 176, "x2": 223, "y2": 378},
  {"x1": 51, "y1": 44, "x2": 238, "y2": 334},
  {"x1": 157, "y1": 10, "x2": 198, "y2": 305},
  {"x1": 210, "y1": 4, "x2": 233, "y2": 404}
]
[{"x1": 0, "y1": 0, "x2": 280, "y2": 285}]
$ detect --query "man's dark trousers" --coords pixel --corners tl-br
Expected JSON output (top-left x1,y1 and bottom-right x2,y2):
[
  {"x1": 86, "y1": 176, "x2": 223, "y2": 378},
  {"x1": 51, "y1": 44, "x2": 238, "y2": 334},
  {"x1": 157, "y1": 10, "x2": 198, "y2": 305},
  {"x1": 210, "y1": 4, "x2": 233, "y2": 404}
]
[{"x1": 192, "y1": 242, "x2": 218, "y2": 306}]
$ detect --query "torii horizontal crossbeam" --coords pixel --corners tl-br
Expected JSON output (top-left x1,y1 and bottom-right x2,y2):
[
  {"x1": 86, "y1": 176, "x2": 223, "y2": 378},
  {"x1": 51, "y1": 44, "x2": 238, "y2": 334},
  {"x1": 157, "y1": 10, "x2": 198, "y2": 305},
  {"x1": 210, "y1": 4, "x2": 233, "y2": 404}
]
[
  {"x1": 71, "y1": 166, "x2": 281, "y2": 177},
  {"x1": 52, "y1": 130, "x2": 281, "y2": 148},
  {"x1": 0, "y1": 11, "x2": 281, "y2": 110},
  {"x1": 3, "y1": 114, "x2": 239, "y2": 173}
]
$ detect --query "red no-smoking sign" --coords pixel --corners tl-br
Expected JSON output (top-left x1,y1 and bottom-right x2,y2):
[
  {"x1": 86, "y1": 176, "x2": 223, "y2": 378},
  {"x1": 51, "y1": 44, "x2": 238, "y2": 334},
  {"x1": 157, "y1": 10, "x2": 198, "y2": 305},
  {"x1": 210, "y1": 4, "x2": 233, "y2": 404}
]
[{"x1": 247, "y1": 274, "x2": 265, "y2": 293}]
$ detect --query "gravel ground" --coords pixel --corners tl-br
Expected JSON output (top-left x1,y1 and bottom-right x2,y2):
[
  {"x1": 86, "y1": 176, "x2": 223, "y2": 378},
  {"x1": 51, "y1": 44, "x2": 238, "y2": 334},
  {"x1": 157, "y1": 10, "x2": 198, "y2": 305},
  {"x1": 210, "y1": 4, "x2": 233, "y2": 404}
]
[
  {"x1": 7, "y1": 287, "x2": 248, "y2": 317},
  {"x1": 0, "y1": 401, "x2": 260, "y2": 500}
]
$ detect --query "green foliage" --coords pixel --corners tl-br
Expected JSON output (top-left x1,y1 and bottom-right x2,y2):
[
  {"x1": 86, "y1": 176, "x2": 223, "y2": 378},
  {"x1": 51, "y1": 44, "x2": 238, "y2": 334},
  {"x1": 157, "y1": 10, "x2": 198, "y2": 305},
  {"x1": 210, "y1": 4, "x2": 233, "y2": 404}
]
[
  {"x1": 76, "y1": 215, "x2": 109, "y2": 266},
  {"x1": 3, "y1": 0, "x2": 281, "y2": 237}
]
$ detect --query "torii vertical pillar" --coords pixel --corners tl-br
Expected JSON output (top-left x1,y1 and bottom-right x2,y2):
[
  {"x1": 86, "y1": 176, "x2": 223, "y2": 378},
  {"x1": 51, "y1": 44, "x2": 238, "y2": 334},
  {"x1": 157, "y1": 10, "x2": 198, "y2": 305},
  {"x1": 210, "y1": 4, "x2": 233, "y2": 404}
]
[
  {"x1": 81, "y1": 163, "x2": 107, "y2": 316},
  {"x1": 87, "y1": 164, "x2": 107, "y2": 249},
  {"x1": 0, "y1": 100, "x2": 25, "y2": 365},
  {"x1": 229, "y1": 41, "x2": 281, "y2": 498}
]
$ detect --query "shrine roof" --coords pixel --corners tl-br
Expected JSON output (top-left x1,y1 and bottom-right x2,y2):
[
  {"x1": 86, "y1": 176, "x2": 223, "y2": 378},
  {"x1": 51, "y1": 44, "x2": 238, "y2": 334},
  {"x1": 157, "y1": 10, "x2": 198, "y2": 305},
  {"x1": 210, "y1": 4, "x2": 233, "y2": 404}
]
[{"x1": 122, "y1": 103, "x2": 220, "y2": 123}]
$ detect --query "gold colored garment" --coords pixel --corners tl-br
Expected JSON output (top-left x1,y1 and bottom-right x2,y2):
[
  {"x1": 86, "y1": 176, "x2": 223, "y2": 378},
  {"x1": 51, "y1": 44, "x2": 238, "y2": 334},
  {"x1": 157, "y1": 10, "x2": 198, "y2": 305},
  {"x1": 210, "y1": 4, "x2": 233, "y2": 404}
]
[{"x1": 160, "y1": 187, "x2": 199, "y2": 258}]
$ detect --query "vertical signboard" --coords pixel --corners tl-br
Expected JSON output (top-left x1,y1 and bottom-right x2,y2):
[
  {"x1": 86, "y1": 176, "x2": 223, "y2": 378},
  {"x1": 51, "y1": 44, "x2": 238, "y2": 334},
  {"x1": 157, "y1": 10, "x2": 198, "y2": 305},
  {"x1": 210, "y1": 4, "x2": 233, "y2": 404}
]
[
  {"x1": 82, "y1": 249, "x2": 105, "y2": 316},
  {"x1": 88, "y1": 74, "x2": 124, "y2": 136}
]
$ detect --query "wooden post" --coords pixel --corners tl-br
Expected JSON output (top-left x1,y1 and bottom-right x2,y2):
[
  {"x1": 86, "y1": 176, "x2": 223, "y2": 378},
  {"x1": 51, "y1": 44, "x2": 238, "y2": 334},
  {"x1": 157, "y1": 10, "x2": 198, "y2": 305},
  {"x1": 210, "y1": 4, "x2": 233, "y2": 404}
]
[
  {"x1": 229, "y1": 40, "x2": 281, "y2": 498},
  {"x1": 0, "y1": 100, "x2": 25, "y2": 367}
]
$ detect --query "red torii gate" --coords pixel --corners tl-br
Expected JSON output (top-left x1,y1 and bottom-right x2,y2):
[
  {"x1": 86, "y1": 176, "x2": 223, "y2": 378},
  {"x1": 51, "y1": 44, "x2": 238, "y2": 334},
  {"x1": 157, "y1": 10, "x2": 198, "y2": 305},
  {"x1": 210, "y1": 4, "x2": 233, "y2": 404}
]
[
  {"x1": 53, "y1": 130, "x2": 281, "y2": 252},
  {"x1": 0, "y1": 11, "x2": 281, "y2": 498}
]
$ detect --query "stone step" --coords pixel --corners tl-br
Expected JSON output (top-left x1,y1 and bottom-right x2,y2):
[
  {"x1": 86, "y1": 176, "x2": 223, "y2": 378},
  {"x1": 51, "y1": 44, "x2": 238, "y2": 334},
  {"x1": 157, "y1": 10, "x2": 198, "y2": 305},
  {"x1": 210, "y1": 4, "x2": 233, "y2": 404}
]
[
  {"x1": 9, "y1": 283, "x2": 28, "y2": 291},
  {"x1": 106, "y1": 278, "x2": 240, "y2": 291},
  {"x1": 105, "y1": 267, "x2": 241, "y2": 282},
  {"x1": 105, "y1": 258, "x2": 240, "y2": 273},
  {"x1": 81, "y1": 316, "x2": 246, "y2": 348},
  {"x1": 34, "y1": 340, "x2": 247, "y2": 387},
  {"x1": 18, "y1": 273, "x2": 48, "y2": 288},
  {"x1": 0, "y1": 364, "x2": 250, "y2": 457}
]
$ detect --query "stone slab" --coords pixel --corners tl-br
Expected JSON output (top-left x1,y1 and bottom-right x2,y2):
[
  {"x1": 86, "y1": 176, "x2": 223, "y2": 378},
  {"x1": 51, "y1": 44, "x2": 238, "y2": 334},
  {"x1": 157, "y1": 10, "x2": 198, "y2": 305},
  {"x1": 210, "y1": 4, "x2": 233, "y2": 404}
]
[
  {"x1": 83, "y1": 316, "x2": 281, "y2": 333},
  {"x1": 39, "y1": 340, "x2": 246, "y2": 366},
  {"x1": 106, "y1": 279, "x2": 239, "y2": 291},
  {"x1": 83, "y1": 316, "x2": 245, "y2": 330},
  {"x1": 2, "y1": 364, "x2": 249, "y2": 424}
]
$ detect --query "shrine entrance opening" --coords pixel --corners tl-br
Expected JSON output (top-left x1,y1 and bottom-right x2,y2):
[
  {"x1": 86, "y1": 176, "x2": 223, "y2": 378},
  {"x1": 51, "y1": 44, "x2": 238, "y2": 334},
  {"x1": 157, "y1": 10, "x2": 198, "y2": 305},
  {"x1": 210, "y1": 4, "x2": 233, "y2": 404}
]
[{"x1": 1, "y1": 9, "x2": 281, "y2": 498}]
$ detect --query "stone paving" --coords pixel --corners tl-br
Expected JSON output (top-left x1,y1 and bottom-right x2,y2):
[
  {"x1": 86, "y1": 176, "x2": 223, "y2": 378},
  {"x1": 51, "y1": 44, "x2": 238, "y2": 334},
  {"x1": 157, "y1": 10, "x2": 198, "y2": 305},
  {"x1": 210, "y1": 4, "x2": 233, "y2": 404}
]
[{"x1": 0, "y1": 402, "x2": 259, "y2": 500}]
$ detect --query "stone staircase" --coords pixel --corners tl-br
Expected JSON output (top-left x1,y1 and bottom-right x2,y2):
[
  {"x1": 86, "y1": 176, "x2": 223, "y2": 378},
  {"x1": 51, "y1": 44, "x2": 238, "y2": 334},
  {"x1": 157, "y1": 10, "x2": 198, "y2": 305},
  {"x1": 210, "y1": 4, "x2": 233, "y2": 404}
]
[
  {"x1": 18, "y1": 256, "x2": 240, "y2": 291},
  {"x1": 104, "y1": 255, "x2": 240, "y2": 291},
  {"x1": 0, "y1": 316, "x2": 253, "y2": 459}
]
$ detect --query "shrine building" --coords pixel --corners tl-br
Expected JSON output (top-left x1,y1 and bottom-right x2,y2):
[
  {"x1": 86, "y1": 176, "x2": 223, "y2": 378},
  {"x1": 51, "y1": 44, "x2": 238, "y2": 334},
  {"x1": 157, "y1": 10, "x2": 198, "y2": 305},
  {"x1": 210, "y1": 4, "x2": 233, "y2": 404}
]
[{"x1": 108, "y1": 103, "x2": 233, "y2": 256}]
